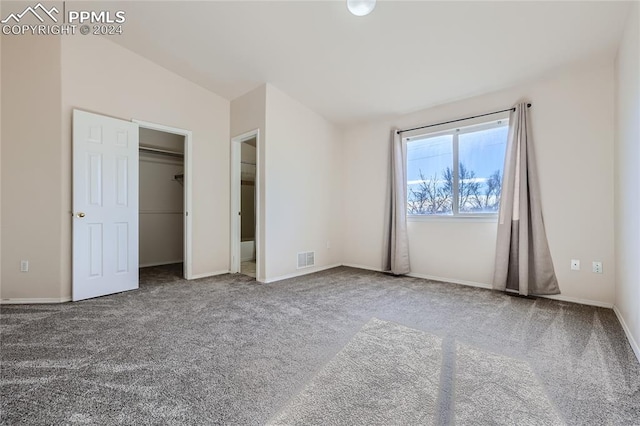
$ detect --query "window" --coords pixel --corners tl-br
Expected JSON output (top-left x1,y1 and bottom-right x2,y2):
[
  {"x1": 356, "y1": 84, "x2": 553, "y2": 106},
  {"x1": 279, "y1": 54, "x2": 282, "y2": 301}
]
[{"x1": 406, "y1": 119, "x2": 508, "y2": 216}]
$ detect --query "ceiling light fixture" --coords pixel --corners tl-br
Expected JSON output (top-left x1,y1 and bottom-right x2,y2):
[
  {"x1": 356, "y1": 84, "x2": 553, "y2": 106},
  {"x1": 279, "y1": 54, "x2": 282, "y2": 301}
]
[{"x1": 347, "y1": 0, "x2": 376, "y2": 17}]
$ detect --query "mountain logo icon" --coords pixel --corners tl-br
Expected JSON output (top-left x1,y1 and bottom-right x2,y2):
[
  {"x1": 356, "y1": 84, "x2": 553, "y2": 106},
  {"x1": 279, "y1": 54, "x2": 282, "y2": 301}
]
[{"x1": 1, "y1": 3, "x2": 59, "y2": 24}]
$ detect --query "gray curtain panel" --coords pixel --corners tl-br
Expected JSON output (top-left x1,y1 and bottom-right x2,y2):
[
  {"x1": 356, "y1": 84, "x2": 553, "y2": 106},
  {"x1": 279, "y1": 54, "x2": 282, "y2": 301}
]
[
  {"x1": 493, "y1": 103, "x2": 560, "y2": 296},
  {"x1": 382, "y1": 129, "x2": 411, "y2": 275}
]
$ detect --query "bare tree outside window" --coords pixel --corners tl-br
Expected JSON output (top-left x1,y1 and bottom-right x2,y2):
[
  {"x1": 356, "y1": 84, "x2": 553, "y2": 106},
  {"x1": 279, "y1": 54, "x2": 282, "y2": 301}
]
[
  {"x1": 406, "y1": 121, "x2": 508, "y2": 216},
  {"x1": 407, "y1": 170, "x2": 452, "y2": 214},
  {"x1": 408, "y1": 165, "x2": 502, "y2": 214}
]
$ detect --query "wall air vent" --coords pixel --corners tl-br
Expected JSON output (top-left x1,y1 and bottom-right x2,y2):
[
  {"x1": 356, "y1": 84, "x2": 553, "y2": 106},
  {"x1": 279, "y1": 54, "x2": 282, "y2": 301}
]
[{"x1": 297, "y1": 251, "x2": 315, "y2": 269}]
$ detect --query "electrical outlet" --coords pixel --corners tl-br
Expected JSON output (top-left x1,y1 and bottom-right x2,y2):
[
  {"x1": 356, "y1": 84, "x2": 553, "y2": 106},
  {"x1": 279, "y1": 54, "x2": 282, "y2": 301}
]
[
  {"x1": 592, "y1": 261, "x2": 603, "y2": 274},
  {"x1": 326, "y1": 241, "x2": 331, "y2": 249},
  {"x1": 20, "y1": 260, "x2": 29, "y2": 272},
  {"x1": 570, "y1": 259, "x2": 580, "y2": 271}
]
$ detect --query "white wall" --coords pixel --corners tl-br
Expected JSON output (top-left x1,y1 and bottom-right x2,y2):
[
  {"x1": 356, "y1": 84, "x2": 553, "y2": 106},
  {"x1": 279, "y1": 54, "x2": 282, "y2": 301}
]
[
  {"x1": 1, "y1": 35, "x2": 64, "y2": 301},
  {"x1": 264, "y1": 85, "x2": 343, "y2": 281},
  {"x1": 343, "y1": 57, "x2": 616, "y2": 306},
  {"x1": 614, "y1": 4, "x2": 640, "y2": 359}
]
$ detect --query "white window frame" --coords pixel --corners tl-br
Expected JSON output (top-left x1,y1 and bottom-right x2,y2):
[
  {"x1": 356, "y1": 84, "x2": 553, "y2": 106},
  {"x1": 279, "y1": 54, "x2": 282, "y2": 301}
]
[{"x1": 405, "y1": 118, "x2": 509, "y2": 221}]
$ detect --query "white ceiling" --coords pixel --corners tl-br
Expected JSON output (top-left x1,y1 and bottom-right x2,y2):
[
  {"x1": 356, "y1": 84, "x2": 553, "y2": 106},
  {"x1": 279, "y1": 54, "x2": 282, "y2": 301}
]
[{"x1": 100, "y1": 1, "x2": 631, "y2": 125}]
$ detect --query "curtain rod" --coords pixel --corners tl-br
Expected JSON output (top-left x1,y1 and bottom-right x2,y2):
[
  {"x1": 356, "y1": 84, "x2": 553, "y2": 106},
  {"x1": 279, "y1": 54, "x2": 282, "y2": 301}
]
[{"x1": 396, "y1": 103, "x2": 532, "y2": 135}]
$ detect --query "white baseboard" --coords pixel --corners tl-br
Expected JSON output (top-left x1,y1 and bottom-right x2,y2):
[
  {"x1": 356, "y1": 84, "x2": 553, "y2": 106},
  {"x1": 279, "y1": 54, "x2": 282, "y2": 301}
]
[
  {"x1": 407, "y1": 272, "x2": 493, "y2": 290},
  {"x1": 190, "y1": 270, "x2": 230, "y2": 280},
  {"x1": 263, "y1": 264, "x2": 342, "y2": 284},
  {"x1": 342, "y1": 263, "x2": 383, "y2": 273},
  {"x1": 342, "y1": 264, "x2": 493, "y2": 290},
  {"x1": 412, "y1": 273, "x2": 613, "y2": 308},
  {"x1": 0, "y1": 297, "x2": 71, "y2": 305},
  {"x1": 613, "y1": 305, "x2": 640, "y2": 364},
  {"x1": 541, "y1": 294, "x2": 613, "y2": 309},
  {"x1": 343, "y1": 265, "x2": 613, "y2": 308},
  {"x1": 139, "y1": 260, "x2": 183, "y2": 268}
]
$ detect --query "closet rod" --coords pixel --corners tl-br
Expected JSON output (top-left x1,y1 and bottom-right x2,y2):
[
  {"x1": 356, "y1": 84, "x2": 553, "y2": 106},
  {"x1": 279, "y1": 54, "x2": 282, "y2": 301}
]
[{"x1": 139, "y1": 146, "x2": 184, "y2": 158}]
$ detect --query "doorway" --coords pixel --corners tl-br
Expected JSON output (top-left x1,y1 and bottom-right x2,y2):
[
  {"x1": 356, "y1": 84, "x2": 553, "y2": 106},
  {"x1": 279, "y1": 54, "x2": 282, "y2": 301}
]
[
  {"x1": 231, "y1": 130, "x2": 260, "y2": 280},
  {"x1": 240, "y1": 137, "x2": 257, "y2": 277},
  {"x1": 139, "y1": 128, "x2": 185, "y2": 278},
  {"x1": 134, "y1": 120, "x2": 193, "y2": 280}
]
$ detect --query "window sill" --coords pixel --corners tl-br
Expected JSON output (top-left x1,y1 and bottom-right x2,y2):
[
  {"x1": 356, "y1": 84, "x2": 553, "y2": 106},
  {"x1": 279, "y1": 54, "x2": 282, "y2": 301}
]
[{"x1": 407, "y1": 214, "x2": 498, "y2": 223}]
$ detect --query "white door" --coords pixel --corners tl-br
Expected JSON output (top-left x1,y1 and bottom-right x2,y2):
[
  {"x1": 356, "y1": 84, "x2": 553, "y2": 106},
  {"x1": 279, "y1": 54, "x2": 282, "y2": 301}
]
[{"x1": 72, "y1": 110, "x2": 139, "y2": 301}]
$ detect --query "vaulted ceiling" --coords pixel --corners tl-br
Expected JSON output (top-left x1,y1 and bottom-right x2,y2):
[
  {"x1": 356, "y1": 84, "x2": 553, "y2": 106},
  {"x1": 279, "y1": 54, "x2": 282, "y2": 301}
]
[{"x1": 99, "y1": 1, "x2": 631, "y2": 124}]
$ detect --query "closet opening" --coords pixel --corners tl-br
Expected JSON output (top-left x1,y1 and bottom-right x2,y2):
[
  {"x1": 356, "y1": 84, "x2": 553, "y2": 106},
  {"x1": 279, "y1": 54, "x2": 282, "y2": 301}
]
[{"x1": 137, "y1": 122, "x2": 193, "y2": 280}]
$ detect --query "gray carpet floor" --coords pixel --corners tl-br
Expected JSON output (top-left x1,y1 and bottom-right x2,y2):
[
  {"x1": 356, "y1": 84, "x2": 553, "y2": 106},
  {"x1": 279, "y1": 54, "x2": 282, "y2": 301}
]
[{"x1": 1, "y1": 265, "x2": 639, "y2": 425}]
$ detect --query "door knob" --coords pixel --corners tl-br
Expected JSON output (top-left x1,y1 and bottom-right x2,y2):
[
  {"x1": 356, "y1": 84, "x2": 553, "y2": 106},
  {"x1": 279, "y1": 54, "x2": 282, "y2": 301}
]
[{"x1": 76, "y1": 212, "x2": 86, "y2": 218}]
